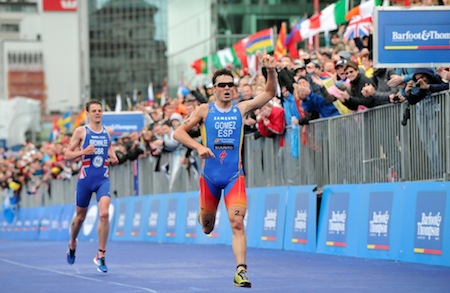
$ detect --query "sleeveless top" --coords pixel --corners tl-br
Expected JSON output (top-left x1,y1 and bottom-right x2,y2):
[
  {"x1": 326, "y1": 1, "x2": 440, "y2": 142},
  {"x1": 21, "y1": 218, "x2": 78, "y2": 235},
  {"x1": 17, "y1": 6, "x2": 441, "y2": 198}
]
[
  {"x1": 78, "y1": 125, "x2": 111, "y2": 180},
  {"x1": 200, "y1": 103, "x2": 244, "y2": 185}
]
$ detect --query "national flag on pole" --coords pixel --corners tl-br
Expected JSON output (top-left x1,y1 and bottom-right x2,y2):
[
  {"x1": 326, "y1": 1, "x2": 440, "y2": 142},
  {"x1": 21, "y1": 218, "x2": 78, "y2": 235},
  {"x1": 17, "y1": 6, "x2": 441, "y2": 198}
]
[
  {"x1": 147, "y1": 82, "x2": 154, "y2": 107},
  {"x1": 285, "y1": 18, "x2": 306, "y2": 59},
  {"x1": 160, "y1": 79, "x2": 167, "y2": 106},
  {"x1": 57, "y1": 111, "x2": 72, "y2": 133},
  {"x1": 73, "y1": 108, "x2": 86, "y2": 128},
  {"x1": 191, "y1": 57, "x2": 208, "y2": 74},
  {"x1": 345, "y1": 0, "x2": 383, "y2": 22},
  {"x1": 49, "y1": 118, "x2": 59, "y2": 142},
  {"x1": 244, "y1": 28, "x2": 274, "y2": 55},
  {"x1": 233, "y1": 39, "x2": 248, "y2": 73},
  {"x1": 274, "y1": 22, "x2": 287, "y2": 61},
  {"x1": 115, "y1": 94, "x2": 122, "y2": 112},
  {"x1": 126, "y1": 96, "x2": 132, "y2": 110},
  {"x1": 212, "y1": 47, "x2": 240, "y2": 69},
  {"x1": 343, "y1": 15, "x2": 372, "y2": 40}
]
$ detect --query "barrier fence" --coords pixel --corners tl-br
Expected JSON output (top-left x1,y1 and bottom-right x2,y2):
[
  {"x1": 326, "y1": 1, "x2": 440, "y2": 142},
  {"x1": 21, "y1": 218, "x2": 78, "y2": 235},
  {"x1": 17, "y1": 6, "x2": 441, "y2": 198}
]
[{"x1": 18, "y1": 90, "x2": 450, "y2": 208}]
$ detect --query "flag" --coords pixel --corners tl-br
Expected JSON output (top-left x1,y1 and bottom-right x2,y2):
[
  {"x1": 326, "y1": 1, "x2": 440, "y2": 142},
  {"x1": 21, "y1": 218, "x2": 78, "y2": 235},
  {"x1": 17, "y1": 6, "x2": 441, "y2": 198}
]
[
  {"x1": 115, "y1": 94, "x2": 122, "y2": 112},
  {"x1": 244, "y1": 28, "x2": 274, "y2": 55},
  {"x1": 334, "y1": 0, "x2": 349, "y2": 25},
  {"x1": 191, "y1": 57, "x2": 208, "y2": 74},
  {"x1": 309, "y1": 3, "x2": 342, "y2": 37},
  {"x1": 73, "y1": 108, "x2": 86, "y2": 128},
  {"x1": 212, "y1": 47, "x2": 240, "y2": 69},
  {"x1": 246, "y1": 54, "x2": 258, "y2": 77},
  {"x1": 274, "y1": 22, "x2": 287, "y2": 61},
  {"x1": 160, "y1": 79, "x2": 167, "y2": 106},
  {"x1": 49, "y1": 117, "x2": 59, "y2": 142},
  {"x1": 298, "y1": 0, "x2": 348, "y2": 40},
  {"x1": 343, "y1": 16, "x2": 372, "y2": 40},
  {"x1": 57, "y1": 111, "x2": 72, "y2": 133},
  {"x1": 285, "y1": 18, "x2": 306, "y2": 59},
  {"x1": 132, "y1": 89, "x2": 138, "y2": 103},
  {"x1": 126, "y1": 96, "x2": 132, "y2": 110},
  {"x1": 345, "y1": 0, "x2": 383, "y2": 21},
  {"x1": 147, "y1": 82, "x2": 154, "y2": 106},
  {"x1": 233, "y1": 39, "x2": 248, "y2": 73},
  {"x1": 101, "y1": 99, "x2": 111, "y2": 112}
]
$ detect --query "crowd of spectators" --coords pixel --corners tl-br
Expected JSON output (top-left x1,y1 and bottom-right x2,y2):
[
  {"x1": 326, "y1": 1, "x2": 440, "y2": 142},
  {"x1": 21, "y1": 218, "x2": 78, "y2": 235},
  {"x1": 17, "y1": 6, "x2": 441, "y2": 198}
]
[{"x1": 2, "y1": 24, "x2": 450, "y2": 214}]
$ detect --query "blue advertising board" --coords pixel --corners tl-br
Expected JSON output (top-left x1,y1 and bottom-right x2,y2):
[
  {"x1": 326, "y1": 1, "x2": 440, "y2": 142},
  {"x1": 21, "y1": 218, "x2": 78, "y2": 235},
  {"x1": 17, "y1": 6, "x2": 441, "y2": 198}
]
[
  {"x1": 102, "y1": 111, "x2": 145, "y2": 140},
  {"x1": 374, "y1": 7, "x2": 450, "y2": 68},
  {"x1": 283, "y1": 185, "x2": 317, "y2": 252}
]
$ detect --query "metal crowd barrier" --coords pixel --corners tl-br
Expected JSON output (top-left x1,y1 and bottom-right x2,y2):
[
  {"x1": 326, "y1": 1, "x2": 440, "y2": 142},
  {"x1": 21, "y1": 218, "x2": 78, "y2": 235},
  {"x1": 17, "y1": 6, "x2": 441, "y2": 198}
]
[{"x1": 18, "y1": 90, "x2": 450, "y2": 208}]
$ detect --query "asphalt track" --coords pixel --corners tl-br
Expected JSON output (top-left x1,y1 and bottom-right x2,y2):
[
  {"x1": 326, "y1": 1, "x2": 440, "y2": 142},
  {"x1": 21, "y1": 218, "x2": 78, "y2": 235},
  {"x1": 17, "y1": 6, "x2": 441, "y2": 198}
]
[{"x1": 0, "y1": 239, "x2": 449, "y2": 293}]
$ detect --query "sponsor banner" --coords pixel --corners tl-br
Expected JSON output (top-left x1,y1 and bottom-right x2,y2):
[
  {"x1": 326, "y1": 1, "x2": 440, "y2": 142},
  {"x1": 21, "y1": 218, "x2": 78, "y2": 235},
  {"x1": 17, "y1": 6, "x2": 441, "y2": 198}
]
[
  {"x1": 366, "y1": 192, "x2": 393, "y2": 251},
  {"x1": 112, "y1": 199, "x2": 128, "y2": 240},
  {"x1": 102, "y1": 112, "x2": 145, "y2": 140},
  {"x1": 360, "y1": 183, "x2": 404, "y2": 261},
  {"x1": 247, "y1": 187, "x2": 287, "y2": 249},
  {"x1": 56, "y1": 204, "x2": 74, "y2": 241},
  {"x1": 39, "y1": 205, "x2": 63, "y2": 240},
  {"x1": 283, "y1": 185, "x2": 317, "y2": 252},
  {"x1": 398, "y1": 182, "x2": 450, "y2": 266},
  {"x1": 43, "y1": 0, "x2": 78, "y2": 12},
  {"x1": 374, "y1": 7, "x2": 450, "y2": 67},
  {"x1": 184, "y1": 195, "x2": 198, "y2": 242},
  {"x1": 317, "y1": 185, "x2": 355, "y2": 256},
  {"x1": 143, "y1": 196, "x2": 164, "y2": 242}
]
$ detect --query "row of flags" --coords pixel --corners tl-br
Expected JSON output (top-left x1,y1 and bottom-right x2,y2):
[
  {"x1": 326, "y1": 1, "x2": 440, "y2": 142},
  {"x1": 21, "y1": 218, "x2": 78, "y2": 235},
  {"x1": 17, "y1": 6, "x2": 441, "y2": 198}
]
[
  {"x1": 191, "y1": 0, "x2": 387, "y2": 75},
  {"x1": 48, "y1": 109, "x2": 86, "y2": 142}
]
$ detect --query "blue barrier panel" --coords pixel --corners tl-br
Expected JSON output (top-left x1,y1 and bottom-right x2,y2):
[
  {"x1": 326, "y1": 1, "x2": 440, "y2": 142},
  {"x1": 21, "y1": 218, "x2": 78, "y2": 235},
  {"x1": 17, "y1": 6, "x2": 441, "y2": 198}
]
[
  {"x1": 283, "y1": 185, "x2": 317, "y2": 252},
  {"x1": 398, "y1": 182, "x2": 450, "y2": 267},
  {"x1": 247, "y1": 187, "x2": 287, "y2": 249},
  {"x1": 316, "y1": 185, "x2": 356, "y2": 256},
  {"x1": 128, "y1": 196, "x2": 148, "y2": 241},
  {"x1": 359, "y1": 183, "x2": 404, "y2": 261},
  {"x1": 56, "y1": 204, "x2": 74, "y2": 241},
  {"x1": 112, "y1": 198, "x2": 129, "y2": 241},
  {"x1": 20, "y1": 207, "x2": 42, "y2": 240},
  {"x1": 39, "y1": 205, "x2": 64, "y2": 240},
  {"x1": 143, "y1": 195, "x2": 164, "y2": 242},
  {"x1": 161, "y1": 194, "x2": 185, "y2": 243},
  {"x1": 183, "y1": 192, "x2": 198, "y2": 244}
]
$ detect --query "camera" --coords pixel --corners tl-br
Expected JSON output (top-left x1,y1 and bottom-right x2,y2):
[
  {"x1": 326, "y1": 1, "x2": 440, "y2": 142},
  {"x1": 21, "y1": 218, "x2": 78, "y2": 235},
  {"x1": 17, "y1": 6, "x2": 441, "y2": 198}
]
[{"x1": 412, "y1": 81, "x2": 420, "y2": 88}]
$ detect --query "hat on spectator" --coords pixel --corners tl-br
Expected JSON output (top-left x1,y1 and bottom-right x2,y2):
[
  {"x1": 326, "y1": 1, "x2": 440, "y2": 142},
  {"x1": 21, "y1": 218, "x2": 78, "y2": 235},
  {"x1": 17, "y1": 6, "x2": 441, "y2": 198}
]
[
  {"x1": 413, "y1": 68, "x2": 437, "y2": 83},
  {"x1": 337, "y1": 50, "x2": 351, "y2": 60},
  {"x1": 169, "y1": 113, "x2": 183, "y2": 124},
  {"x1": 321, "y1": 51, "x2": 332, "y2": 59},
  {"x1": 120, "y1": 132, "x2": 131, "y2": 139},
  {"x1": 335, "y1": 59, "x2": 347, "y2": 69}
]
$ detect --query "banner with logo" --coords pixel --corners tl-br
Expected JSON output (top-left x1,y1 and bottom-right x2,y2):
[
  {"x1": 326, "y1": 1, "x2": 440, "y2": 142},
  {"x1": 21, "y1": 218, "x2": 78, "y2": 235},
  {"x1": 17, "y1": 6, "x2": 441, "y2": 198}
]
[
  {"x1": 246, "y1": 187, "x2": 288, "y2": 249},
  {"x1": 374, "y1": 7, "x2": 450, "y2": 68},
  {"x1": 283, "y1": 185, "x2": 317, "y2": 252}
]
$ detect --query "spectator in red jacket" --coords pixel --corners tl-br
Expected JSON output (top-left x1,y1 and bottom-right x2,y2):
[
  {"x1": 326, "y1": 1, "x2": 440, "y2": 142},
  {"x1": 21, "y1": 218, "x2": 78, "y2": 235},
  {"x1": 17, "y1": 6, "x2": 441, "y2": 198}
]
[{"x1": 255, "y1": 101, "x2": 285, "y2": 145}]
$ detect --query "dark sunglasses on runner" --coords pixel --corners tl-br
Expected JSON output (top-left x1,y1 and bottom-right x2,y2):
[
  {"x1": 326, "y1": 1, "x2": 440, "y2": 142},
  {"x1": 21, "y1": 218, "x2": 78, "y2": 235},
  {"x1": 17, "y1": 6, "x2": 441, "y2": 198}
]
[{"x1": 215, "y1": 82, "x2": 235, "y2": 88}]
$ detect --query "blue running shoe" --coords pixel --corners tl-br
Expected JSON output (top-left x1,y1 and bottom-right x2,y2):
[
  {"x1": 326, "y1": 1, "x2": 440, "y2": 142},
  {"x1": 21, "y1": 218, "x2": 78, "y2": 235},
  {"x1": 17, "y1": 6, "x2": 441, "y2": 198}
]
[
  {"x1": 93, "y1": 255, "x2": 108, "y2": 273},
  {"x1": 66, "y1": 248, "x2": 76, "y2": 265}
]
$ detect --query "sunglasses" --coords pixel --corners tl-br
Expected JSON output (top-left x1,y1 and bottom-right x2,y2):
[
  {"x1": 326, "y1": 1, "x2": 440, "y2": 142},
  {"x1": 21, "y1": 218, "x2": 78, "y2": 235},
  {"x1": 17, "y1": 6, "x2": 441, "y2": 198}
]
[{"x1": 215, "y1": 82, "x2": 235, "y2": 88}]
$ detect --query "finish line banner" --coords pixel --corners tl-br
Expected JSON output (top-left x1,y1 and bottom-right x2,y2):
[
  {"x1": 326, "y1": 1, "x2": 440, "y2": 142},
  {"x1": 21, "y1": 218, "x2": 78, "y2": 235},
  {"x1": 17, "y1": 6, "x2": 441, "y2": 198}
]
[{"x1": 374, "y1": 7, "x2": 450, "y2": 68}]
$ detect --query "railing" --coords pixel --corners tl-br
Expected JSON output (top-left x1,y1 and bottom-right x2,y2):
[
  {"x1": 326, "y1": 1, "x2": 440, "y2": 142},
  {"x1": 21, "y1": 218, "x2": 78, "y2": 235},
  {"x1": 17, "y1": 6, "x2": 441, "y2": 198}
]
[{"x1": 19, "y1": 90, "x2": 450, "y2": 208}]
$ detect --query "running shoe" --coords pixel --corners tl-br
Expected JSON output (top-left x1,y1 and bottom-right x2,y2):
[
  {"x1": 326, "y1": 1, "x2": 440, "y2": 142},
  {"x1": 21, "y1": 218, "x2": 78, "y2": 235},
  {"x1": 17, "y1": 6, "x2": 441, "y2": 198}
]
[
  {"x1": 93, "y1": 255, "x2": 108, "y2": 273},
  {"x1": 233, "y1": 270, "x2": 252, "y2": 288},
  {"x1": 66, "y1": 240, "x2": 77, "y2": 265},
  {"x1": 66, "y1": 248, "x2": 76, "y2": 265}
]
